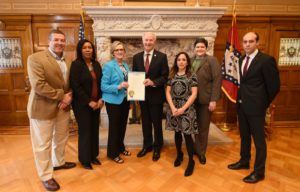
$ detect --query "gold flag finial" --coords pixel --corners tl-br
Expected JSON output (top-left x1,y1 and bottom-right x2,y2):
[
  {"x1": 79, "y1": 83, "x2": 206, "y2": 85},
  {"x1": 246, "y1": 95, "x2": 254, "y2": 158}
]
[{"x1": 229, "y1": 0, "x2": 237, "y2": 51}]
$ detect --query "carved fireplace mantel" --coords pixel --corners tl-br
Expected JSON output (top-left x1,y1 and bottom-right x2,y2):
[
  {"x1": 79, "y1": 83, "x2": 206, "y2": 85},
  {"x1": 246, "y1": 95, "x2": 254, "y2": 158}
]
[
  {"x1": 84, "y1": 6, "x2": 225, "y2": 37},
  {"x1": 83, "y1": 6, "x2": 226, "y2": 66}
]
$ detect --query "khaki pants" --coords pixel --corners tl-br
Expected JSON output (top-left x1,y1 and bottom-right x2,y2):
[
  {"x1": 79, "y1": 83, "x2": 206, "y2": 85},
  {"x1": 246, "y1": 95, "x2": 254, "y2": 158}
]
[{"x1": 30, "y1": 110, "x2": 70, "y2": 181}]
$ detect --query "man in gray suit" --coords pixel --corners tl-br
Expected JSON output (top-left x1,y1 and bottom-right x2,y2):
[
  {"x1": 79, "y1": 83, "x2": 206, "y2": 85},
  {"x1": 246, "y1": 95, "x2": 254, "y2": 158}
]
[{"x1": 27, "y1": 29, "x2": 76, "y2": 191}]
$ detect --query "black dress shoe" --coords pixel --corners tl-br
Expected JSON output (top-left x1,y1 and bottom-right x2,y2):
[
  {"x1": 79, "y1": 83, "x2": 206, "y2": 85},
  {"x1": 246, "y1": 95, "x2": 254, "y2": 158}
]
[
  {"x1": 243, "y1": 172, "x2": 265, "y2": 183},
  {"x1": 42, "y1": 178, "x2": 60, "y2": 191},
  {"x1": 152, "y1": 150, "x2": 160, "y2": 161},
  {"x1": 228, "y1": 161, "x2": 250, "y2": 170},
  {"x1": 184, "y1": 160, "x2": 195, "y2": 177},
  {"x1": 92, "y1": 158, "x2": 101, "y2": 165},
  {"x1": 82, "y1": 163, "x2": 93, "y2": 170},
  {"x1": 174, "y1": 152, "x2": 183, "y2": 167},
  {"x1": 137, "y1": 148, "x2": 152, "y2": 158},
  {"x1": 199, "y1": 155, "x2": 206, "y2": 165},
  {"x1": 54, "y1": 162, "x2": 76, "y2": 170}
]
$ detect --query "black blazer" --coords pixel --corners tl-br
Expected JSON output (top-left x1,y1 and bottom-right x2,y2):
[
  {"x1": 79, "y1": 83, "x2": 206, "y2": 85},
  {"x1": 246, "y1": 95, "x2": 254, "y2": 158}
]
[
  {"x1": 132, "y1": 50, "x2": 169, "y2": 104},
  {"x1": 70, "y1": 59, "x2": 102, "y2": 106},
  {"x1": 237, "y1": 51, "x2": 280, "y2": 116}
]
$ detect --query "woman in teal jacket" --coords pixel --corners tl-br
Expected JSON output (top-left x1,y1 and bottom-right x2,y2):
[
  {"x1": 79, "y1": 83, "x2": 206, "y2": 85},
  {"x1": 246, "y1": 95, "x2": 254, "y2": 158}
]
[{"x1": 101, "y1": 41, "x2": 131, "y2": 163}]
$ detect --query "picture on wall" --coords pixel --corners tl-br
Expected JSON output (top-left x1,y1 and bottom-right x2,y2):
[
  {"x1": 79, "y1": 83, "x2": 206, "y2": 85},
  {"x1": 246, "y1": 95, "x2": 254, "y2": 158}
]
[
  {"x1": 0, "y1": 37, "x2": 23, "y2": 69},
  {"x1": 279, "y1": 38, "x2": 300, "y2": 66}
]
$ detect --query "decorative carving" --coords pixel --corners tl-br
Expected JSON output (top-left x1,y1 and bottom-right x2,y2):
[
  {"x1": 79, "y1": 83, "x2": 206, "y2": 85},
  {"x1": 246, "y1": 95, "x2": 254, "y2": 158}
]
[
  {"x1": 92, "y1": 16, "x2": 219, "y2": 36},
  {"x1": 0, "y1": 38, "x2": 23, "y2": 69},
  {"x1": 86, "y1": 6, "x2": 225, "y2": 37},
  {"x1": 150, "y1": 15, "x2": 162, "y2": 30},
  {"x1": 85, "y1": 6, "x2": 224, "y2": 65},
  {"x1": 96, "y1": 36, "x2": 111, "y2": 65}
]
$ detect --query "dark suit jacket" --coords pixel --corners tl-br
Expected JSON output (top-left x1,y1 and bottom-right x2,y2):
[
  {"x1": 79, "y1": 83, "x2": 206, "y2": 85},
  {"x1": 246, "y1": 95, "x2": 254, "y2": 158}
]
[
  {"x1": 132, "y1": 50, "x2": 169, "y2": 104},
  {"x1": 238, "y1": 51, "x2": 280, "y2": 116},
  {"x1": 70, "y1": 59, "x2": 102, "y2": 106},
  {"x1": 191, "y1": 55, "x2": 222, "y2": 104}
]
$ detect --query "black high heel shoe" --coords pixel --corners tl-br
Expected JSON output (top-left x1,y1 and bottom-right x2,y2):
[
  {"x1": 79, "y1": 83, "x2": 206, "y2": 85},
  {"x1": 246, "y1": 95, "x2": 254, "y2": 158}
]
[
  {"x1": 174, "y1": 152, "x2": 183, "y2": 167},
  {"x1": 184, "y1": 160, "x2": 195, "y2": 176},
  {"x1": 82, "y1": 163, "x2": 93, "y2": 170}
]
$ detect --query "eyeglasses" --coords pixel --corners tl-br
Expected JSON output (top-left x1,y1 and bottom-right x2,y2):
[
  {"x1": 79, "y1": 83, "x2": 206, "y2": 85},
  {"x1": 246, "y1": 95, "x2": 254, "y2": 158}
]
[{"x1": 114, "y1": 49, "x2": 125, "y2": 52}]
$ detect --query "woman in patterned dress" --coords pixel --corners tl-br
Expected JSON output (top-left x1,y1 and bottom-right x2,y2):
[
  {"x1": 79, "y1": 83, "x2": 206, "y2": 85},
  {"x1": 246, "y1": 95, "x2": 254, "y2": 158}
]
[{"x1": 165, "y1": 52, "x2": 198, "y2": 176}]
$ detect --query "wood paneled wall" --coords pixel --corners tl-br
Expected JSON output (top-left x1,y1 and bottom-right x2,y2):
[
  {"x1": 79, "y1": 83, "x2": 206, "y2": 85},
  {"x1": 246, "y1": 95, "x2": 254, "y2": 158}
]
[
  {"x1": 0, "y1": 15, "x2": 32, "y2": 126},
  {"x1": 31, "y1": 15, "x2": 94, "y2": 61},
  {"x1": 213, "y1": 15, "x2": 300, "y2": 127},
  {"x1": 1, "y1": 1, "x2": 300, "y2": 15},
  {"x1": 0, "y1": 14, "x2": 300, "y2": 127},
  {"x1": 0, "y1": 14, "x2": 94, "y2": 126}
]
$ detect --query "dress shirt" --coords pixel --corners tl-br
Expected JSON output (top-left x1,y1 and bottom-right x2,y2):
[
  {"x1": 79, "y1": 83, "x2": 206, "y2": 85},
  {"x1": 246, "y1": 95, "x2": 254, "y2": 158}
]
[
  {"x1": 144, "y1": 49, "x2": 154, "y2": 66},
  {"x1": 241, "y1": 49, "x2": 258, "y2": 76},
  {"x1": 48, "y1": 48, "x2": 67, "y2": 83}
]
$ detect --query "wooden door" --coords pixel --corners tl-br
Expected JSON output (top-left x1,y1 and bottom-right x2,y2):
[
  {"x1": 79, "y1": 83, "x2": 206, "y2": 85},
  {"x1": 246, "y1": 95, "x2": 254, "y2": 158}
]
[
  {"x1": 271, "y1": 30, "x2": 300, "y2": 122},
  {"x1": 0, "y1": 20, "x2": 32, "y2": 126}
]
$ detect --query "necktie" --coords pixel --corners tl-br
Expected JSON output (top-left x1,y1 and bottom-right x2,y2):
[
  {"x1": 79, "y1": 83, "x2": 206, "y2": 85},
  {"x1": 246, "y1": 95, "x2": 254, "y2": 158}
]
[
  {"x1": 243, "y1": 56, "x2": 250, "y2": 77},
  {"x1": 145, "y1": 53, "x2": 150, "y2": 73}
]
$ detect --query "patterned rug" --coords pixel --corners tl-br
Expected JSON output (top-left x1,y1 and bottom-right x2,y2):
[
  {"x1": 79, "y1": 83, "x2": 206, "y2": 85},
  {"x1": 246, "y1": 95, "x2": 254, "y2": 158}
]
[{"x1": 99, "y1": 121, "x2": 233, "y2": 148}]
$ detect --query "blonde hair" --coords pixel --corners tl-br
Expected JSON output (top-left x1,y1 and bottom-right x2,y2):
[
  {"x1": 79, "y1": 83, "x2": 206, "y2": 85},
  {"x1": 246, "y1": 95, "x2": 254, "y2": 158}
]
[{"x1": 111, "y1": 41, "x2": 125, "y2": 55}]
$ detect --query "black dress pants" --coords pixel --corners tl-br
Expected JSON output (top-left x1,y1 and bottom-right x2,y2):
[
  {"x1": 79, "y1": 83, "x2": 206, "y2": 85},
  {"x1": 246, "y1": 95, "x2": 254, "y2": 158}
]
[
  {"x1": 237, "y1": 104, "x2": 266, "y2": 175},
  {"x1": 72, "y1": 104, "x2": 100, "y2": 164},
  {"x1": 106, "y1": 98, "x2": 130, "y2": 159},
  {"x1": 139, "y1": 101, "x2": 163, "y2": 150}
]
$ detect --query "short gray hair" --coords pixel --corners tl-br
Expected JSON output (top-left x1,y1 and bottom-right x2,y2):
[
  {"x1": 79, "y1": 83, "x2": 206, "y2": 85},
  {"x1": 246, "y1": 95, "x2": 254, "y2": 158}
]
[{"x1": 142, "y1": 32, "x2": 156, "y2": 41}]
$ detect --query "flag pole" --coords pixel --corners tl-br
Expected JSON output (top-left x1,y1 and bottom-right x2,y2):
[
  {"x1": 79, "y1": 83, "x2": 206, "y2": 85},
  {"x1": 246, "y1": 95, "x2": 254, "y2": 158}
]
[
  {"x1": 195, "y1": 0, "x2": 200, "y2": 7},
  {"x1": 230, "y1": 0, "x2": 237, "y2": 49},
  {"x1": 80, "y1": 0, "x2": 85, "y2": 27},
  {"x1": 79, "y1": 0, "x2": 86, "y2": 40},
  {"x1": 220, "y1": 0, "x2": 237, "y2": 132}
]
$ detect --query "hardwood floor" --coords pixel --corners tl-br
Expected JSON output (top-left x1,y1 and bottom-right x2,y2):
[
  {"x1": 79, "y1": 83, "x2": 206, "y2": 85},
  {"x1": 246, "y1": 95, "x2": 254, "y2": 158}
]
[{"x1": 0, "y1": 127, "x2": 299, "y2": 192}]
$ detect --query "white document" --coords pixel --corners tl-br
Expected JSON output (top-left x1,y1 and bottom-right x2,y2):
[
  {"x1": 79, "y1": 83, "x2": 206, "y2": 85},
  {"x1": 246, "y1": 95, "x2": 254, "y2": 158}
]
[{"x1": 127, "y1": 72, "x2": 145, "y2": 101}]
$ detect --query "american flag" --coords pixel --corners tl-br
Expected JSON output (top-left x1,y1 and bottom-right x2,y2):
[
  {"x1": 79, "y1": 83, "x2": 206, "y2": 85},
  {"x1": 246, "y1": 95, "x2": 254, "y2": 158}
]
[
  {"x1": 79, "y1": 10, "x2": 85, "y2": 40},
  {"x1": 221, "y1": 13, "x2": 241, "y2": 103}
]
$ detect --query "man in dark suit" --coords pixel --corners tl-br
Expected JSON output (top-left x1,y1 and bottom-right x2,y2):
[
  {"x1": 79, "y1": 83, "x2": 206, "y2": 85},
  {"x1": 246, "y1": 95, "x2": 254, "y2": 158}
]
[
  {"x1": 133, "y1": 32, "x2": 169, "y2": 161},
  {"x1": 228, "y1": 32, "x2": 280, "y2": 183}
]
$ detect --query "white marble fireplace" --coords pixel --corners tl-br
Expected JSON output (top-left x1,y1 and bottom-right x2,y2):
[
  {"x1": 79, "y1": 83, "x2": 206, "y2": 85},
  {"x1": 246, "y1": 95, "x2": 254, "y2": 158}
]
[
  {"x1": 83, "y1": 6, "x2": 225, "y2": 130},
  {"x1": 84, "y1": 6, "x2": 226, "y2": 67}
]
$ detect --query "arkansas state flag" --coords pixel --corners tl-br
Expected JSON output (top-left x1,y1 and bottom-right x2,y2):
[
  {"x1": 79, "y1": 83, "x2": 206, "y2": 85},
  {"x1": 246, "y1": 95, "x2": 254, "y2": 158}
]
[{"x1": 221, "y1": 14, "x2": 241, "y2": 103}]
